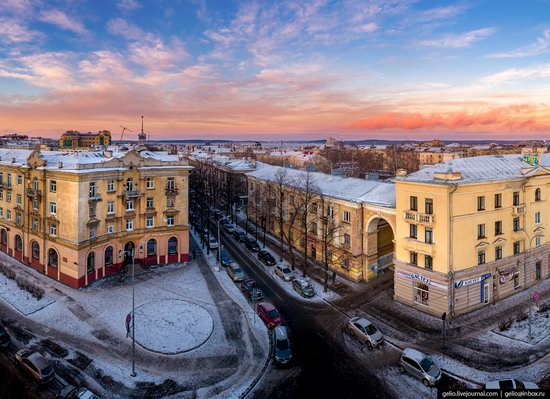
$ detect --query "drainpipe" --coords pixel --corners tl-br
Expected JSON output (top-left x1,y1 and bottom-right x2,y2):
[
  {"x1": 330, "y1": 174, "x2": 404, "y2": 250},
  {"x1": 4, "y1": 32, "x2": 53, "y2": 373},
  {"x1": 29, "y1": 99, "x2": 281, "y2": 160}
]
[
  {"x1": 521, "y1": 180, "x2": 527, "y2": 288},
  {"x1": 42, "y1": 168, "x2": 47, "y2": 274},
  {"x1": 360, "y1": 202, "x2": 365, "y2": 281},
  {"x1": 448, "y1": 182, "x2": 458, "y2": 318}
]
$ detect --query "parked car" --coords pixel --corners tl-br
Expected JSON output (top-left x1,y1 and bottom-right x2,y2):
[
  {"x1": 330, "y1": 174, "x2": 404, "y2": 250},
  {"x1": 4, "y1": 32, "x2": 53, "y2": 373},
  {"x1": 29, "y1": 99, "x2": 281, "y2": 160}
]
[
  {"x1": 241, "y1": 278, "x2": 264, "y2": 301},
  {"x1": 399, "y1": 348, "x2": 441, "y2": 386},
  {"x1": 292, "y1": 278, "x2": 315, "y2": 298},
  {"x1": 484, "y1": 379, "x2": 539, "y2": 390},
  {"x1": 272, "y1": 325, "x2": 292, "y2": 366},
  {"x1": 256, "y1": 302, "x2": 283, "y2": 329},
  {"x1": 220, "y1": 248, "x2": 232, "y2": 267},
  {"x1": 15, "y1": 349, "x2": 55, "y2": 384},
  {"x1": 244, "y1": 237, "x2": 261, "y2": 252},
  {"x1": 232, "y1": 230, "x2": 247, "y2": 242},
  {"x1": 227, "y1": 263, "x2": 245, "y2": 282},
  {"x1": 57, "y1": 386, "x2": 100, "y2": 399},
  {"x1": 275, "y1": 264, "x2": 294, "y2": 281},
  {"x1": 258, "y1": 250, "x2": 276, "y2": 266},
  {"x1": 209, "y1": 237, "x2": 219, "y2": 249},
  {"x1": 0, "y1": 324, "x2": 10, "y2": 347},
  {"x1": 347, "y1": 317, "x2": 383, "y2": 348},
  {"x1": 223, "y1": 223, "x2": 236, "y2": 233},
  {"x1": 219, "y1": 218, "x2": 229, "y2": 226}
]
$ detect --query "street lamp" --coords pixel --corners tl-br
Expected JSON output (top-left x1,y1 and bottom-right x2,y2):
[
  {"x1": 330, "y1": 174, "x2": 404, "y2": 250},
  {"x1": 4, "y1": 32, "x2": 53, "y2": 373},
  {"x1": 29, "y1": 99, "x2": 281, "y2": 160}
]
[
  {"x1": 520, "y1": 230, "x2": 543, "y2": 340},
  {"x1": 217, "y1": 216, "x2": 230, "y2": 270},
  {"x1": 120, "y1": 249, "x2": 136, "y2": 377}
]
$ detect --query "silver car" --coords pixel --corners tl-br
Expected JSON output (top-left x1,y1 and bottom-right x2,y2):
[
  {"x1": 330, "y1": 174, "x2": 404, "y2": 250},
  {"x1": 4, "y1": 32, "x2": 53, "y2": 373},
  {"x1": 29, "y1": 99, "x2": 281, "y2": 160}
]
[
  {"x1": 347, "y1": 317, "x2": 383, "y2": 348},
  {"x1": 275, "y1": 264, "x2": 294, "y2": 281},
  {"x1": 272, "y1": 325, "x2": 292, "y2": 366},
  {"x1": 485, "y1": 379, "x2": 539, "y2": 390},
  {"x1": 227, "y1": 263, "x2": 245, "y2": 282},
  {"x1": 15, "y1": 349, "x2": 55, "y2": 384},
  {"x1": 399, "y1": 348, "x2": 441, "y2": 386},
  {"x1": 292, "y1": 278, "x2": 315, "y2": 298}
]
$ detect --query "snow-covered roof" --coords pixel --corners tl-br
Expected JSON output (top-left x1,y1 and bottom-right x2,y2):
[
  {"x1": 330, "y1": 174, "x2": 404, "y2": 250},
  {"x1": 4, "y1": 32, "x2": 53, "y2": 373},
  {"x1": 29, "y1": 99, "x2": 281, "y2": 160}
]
[
  {"x1": 189, "y1": 152, "x2": 255, "y2": 171},
  {"x1": 402, "y1": 154, "x2": 548, "y2": 184},
  {"x1": 247, "y1": 163, "x2": 395, "y2": 207}
]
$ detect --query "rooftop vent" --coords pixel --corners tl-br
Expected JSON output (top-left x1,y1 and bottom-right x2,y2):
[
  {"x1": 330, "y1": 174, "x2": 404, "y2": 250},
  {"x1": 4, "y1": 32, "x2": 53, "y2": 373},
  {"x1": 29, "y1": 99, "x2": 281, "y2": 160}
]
[
  {"x1": 11, "y1": 157, "x2": 16, "y2": 163},
  {"x1": 58, "y1": 162, "x2": 63, "y2": 169},
  {"x1": 396, "y1": 168, "x2": 407, "y2": 177},
  {"x1": 434, "y1": 170, "x2": 462, "y2": 181}
]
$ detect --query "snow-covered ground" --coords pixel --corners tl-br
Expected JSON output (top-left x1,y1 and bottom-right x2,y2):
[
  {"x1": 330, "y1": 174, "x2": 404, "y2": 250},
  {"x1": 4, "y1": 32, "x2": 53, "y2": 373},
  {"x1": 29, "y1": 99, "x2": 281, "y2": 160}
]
[
  {"x1": 0, "y1": 273, "x2": 55, "y2": 315},
  {"x1": 491, "y1": 309, "x2": 550, "y2": 344}
]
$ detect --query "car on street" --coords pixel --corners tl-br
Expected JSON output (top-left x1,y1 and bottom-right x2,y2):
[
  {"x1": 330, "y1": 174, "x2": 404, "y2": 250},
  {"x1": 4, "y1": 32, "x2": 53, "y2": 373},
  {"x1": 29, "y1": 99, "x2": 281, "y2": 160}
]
[
  {"x1": 209, "y1": 237, "x2": 219, "y2": 249},
  {"x1": 227, "y1": 263, "x2": 245, "y2": 282},
  {"x1": 244, "y1": 237, "x2": 261, "y2": 252},
  {"x1": 347, "y1": 317, "x2": 383, "y2": 348},
  {"x1": 399, "y1": 348, "x2": 441, "y2": 386},
  {"x1": 15, "y1": 349, "x2": 55, "y2": 384},
  {"x1": 256, "y1": 302, "x2": 283, "y2": 329},
  {"x1": 232, "y1": 230, "x2": 247, "y2": 242},
  {"x1": 484, "y1": 379, "x2": 539, "y2": 390},
  {"x1": 0, "y1": 324, "x2": 10, "y2": 347},
  {"x1": 223, "y1": 223, "x2": 236, "y2": 233},
  {"x1": 258, "y1": 250, "x2": 276, "y2": 266},
  {"x1": 220, "y1": 248, "x2": 232, "y2": 267},
  {"x1": 272, "y1": 325, "x2": 292, "y2": 366},
  {"x1": 275, "y1": 264, "x2": 295, "y2": 281},
  {"x1": 240, "y1": 278, "x2": 264, "y2": 301},
  {"x1": 57, "y1": 386, "x2": 101, "y2": 399},
  {"x1": 292, "y1": 278, "x2": 315, "y2": 298}
]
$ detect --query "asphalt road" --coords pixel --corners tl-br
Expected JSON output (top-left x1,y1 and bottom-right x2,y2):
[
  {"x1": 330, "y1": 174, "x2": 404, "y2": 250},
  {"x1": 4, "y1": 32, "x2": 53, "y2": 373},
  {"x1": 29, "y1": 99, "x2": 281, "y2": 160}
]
[{"x1": 204, "y1": 221, "x2": 391, "y2": 399}]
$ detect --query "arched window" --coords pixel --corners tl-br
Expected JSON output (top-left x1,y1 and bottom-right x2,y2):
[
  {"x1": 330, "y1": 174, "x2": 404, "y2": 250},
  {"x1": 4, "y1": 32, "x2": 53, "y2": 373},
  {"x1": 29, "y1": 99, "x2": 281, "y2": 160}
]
[
  {"x1": 535, "y1": 188, "x2": 541, "y2": 202},
  {"x1": 168, "y1": 237, "x2": 178, "y2": 255},
  {"x1": 48, "y1": 249, "x2": 58, "y2": 268},
  {"x1": 104, "y1": 246, "x2": 113, "y2": 267},
  {"x1": 126, "y1": 178, "x2": 134, "y2": 191},
  {"x1": 1, "y1": 229, "x2": 7, "y2": 245},
  {"x1": 147, "y1": 239, "x2": 157, "y2": 256},
  {"x1": 31, "y1": 241, "x2": 39, "y2": 259},
  {"x1": 87, "y1": 252, "x2": 95, "y2": 273},
  {"x1": 15, "y1": 235, "x2": 23, "y2": 252}
]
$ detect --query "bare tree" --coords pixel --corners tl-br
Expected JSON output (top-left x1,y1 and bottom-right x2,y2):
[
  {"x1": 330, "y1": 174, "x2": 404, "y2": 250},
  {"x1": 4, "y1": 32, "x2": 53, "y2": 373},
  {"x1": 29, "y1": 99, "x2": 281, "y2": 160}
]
[
  {"x1": 271, "y1": 168, "x2": 290, "y2": 262},
  {"x1": 318, "y1": 194, "x2": 346, "y2": 292}
]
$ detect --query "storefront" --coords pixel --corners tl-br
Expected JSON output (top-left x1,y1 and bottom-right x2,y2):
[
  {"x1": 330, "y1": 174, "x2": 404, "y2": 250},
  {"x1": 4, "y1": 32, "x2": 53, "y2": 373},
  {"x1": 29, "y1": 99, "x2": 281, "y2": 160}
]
[{"x1": 453, "y1": 273, "x2": 492, "y2": 314}]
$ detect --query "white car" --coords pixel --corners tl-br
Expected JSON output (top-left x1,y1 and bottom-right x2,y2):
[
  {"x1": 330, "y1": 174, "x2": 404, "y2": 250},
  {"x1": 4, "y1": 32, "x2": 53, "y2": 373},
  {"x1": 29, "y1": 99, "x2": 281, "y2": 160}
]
[
  {"x1": 224, "y1": 223, "x2": 237, "y2": 233},
  {"x1": 275, "y1": 264, "x2": 294, "y2": 281},
  {"x1": 209, "y1": 237, "x2": 219, "y2": 249},
  {"x1": 484, "y1": 379, "x2": 539, "y2": 390}
]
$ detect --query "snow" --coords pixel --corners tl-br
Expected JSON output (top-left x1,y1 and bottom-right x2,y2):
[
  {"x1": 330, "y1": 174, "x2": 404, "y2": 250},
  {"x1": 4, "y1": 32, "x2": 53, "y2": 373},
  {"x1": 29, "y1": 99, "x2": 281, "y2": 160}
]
[
  {"x1": 189, "y1": 153, "x2": 256, "y2": 172},
  {"x1": 491, "y1": 308, "x2": 550, "y2": 344},
  {"x1": 134, "y1": 299, "x2": 214, "y2": 354},
  {"x1": 0, "y1": 275, "x2": 55, "y2": 315}
]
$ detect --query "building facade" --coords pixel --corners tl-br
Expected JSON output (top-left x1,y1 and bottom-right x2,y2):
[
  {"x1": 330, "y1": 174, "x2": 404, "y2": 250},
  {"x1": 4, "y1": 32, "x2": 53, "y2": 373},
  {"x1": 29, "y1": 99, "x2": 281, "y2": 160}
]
[
  {"x1": 395, "y1": 153, "x2": 550, "y2": 318},
  {"x1": 59, "y1": 130, "x2": 112, "y2": 148},
  {"x1": 0, "y1": 148, "x2": 191, "y2": 288}
]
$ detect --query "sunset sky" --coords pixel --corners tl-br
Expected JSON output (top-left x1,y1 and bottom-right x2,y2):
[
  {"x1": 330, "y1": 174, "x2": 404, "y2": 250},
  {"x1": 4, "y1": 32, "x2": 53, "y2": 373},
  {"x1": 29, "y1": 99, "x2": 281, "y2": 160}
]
[{"x1": 1, "y1": 0, "x2": 550, "y2": 141}]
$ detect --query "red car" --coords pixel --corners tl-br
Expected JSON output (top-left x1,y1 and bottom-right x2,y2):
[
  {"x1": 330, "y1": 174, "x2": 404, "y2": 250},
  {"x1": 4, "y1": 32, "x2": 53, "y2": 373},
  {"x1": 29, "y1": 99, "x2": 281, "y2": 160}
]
[{"x1": 256, "y1": 302, "x2": 283, "y2": 329}]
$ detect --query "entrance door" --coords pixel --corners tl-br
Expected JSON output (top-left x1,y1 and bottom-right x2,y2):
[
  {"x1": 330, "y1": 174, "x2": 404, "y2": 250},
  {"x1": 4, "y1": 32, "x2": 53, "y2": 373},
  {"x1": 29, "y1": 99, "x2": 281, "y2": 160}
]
[
  {"x1": 311, "y1": 244, "x2": 316, "y2": 260},
  {"x1": 535, "y1": 261, "x2": 541, "y2": 281},
  {"x1": 124, "y1": 242, "x2": 135, "y2": 267}
]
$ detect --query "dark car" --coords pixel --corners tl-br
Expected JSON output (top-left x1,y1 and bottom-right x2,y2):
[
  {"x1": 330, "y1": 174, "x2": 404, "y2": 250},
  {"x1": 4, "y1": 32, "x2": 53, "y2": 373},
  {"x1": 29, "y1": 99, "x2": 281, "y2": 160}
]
[
  {"x1": 258, "y1": 250, "x2": 276, "y2": 266},
  {"x1": 0, "y1": 325, "x2": 10, "y2": 347},
  {"x1": 241, "y1": 278, "x2": 264, "y2": 301},
  {"x1": 272, "y1": 325, "x2": 292, "y2": 366},
  {"x1": 256, "y1": 302, "x2": 283, "y2": 329},
  {"x1": 232, "y1": 230, "x2": 247, "y2": 242},
  {"x1": 220, "y1": 248, "x2": 232, "y2": 267},
  {"x1": 244, "y1": 237, "x2": 261, "y2": 252}
]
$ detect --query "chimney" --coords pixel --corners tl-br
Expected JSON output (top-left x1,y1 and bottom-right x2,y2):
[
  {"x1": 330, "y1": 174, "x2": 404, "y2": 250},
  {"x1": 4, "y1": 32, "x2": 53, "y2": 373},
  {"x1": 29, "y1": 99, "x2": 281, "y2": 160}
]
[
  {"x1": 396, "y1": 168, "x2": 407, "y2": 176},
  {"x1": 58, "y1": 162, "x2": 63, "y2": 169},
  {"x1": 103, "y1": 150, "x2": 113, "y2": 158}
]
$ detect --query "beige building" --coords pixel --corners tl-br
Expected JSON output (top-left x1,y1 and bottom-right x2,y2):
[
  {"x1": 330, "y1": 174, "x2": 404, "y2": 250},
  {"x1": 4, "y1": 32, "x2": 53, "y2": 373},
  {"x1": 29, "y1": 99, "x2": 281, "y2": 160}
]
[
  {"x1": 59, "y1": 130, "x2": 112, "y2": 148},
  {"x1": 395, "y1": 153, "x2": 550, "y2": 318},
  {"x1": 0, "y1": 148, "x2": 191, "y2": 288}
]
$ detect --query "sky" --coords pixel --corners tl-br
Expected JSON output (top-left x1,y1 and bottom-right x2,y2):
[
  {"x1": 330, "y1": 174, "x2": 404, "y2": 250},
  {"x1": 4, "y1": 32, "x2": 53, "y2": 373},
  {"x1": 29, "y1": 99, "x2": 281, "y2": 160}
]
[{"x1": 1, "y1": 0, "x2": 550, "y2": 141}]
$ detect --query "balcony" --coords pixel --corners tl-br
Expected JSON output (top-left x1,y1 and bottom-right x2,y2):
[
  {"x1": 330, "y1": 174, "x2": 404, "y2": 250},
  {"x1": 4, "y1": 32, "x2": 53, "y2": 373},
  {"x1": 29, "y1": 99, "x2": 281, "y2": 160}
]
[
  {"x1": 123, "y1": 190, "x2": 142, "y2": 200},
  {"x1": 88, "y1": 193, "x2": 102, "y2": 202},
  {"x1": 165, "y1": 186, "x2": 179, "y2": 196},
  {"x1": 26, "y1": 188, "x2": 42, "y2": 198},
  {"x1": 513, "y1": 205, "x2": 525, "y2": 215},
  {"x1": 403, "y1": 237, "x2": 435, "y2": 256},
  {"x1": 403, "y1": 210, "x2": 434, "y2": 226}
]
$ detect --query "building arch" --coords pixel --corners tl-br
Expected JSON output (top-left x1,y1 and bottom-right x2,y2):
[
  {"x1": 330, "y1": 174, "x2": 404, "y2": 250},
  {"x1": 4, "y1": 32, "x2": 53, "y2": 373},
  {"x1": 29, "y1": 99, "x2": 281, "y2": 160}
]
[
  {"x1": 14, "y1": 234, "x2": 23, "y2": 252},
  {"x1": 104, "y1": 245, "x2": 114, "y2": 267},
  {"x1": 48, "y1": 248, "x2": 59, "y2": 268},
  {"x1": 31, "y1": 240, "x2": 40, "y2": 259},
  {"x1": 0, "y1": 228, "x2": 7, "y2": 247},
  {"x1": 147, "y1": 238, "x2": 157, "y2": 256},
  {"x1": 168, "y1": 236, "x2": 178, "y2": 255},
  {"x1": 366, "y1": 215, "x2": 396, "y2": 274},
  {"x1": 87, "y1": 251, "x2": 95, "y2": 273}
]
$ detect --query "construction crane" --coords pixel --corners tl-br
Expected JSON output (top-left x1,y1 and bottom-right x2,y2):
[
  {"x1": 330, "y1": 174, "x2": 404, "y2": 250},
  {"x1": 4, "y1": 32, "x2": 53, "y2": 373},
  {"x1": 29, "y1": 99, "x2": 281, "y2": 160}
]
[{"x1": 120, "y1": 125, "x2": 132, "y2": 141}]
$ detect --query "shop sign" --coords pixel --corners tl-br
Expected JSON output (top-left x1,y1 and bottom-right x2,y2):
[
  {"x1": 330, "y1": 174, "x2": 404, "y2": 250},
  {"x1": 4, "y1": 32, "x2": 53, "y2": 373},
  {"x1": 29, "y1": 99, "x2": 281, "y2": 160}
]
[
  {"x1": 498, "y1": 268, "x2": 519, "y2": 284},
  {"x1": 410, "y1": 273, "x2": 431, "y2": 285},
  {"x1": 454, "y1": 273, "x2": 491, "y2": 289},
  {"x1": 396, "y1": 271, "x2": 448, "y2": 290}
]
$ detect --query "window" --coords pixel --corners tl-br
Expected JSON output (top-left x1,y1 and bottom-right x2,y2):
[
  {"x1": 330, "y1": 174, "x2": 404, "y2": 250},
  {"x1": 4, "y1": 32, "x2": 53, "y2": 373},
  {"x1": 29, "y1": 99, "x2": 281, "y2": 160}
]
[
  {"x1": 535, "y1": 261, "x2": 541, "y2": 281},
  {"x1": 48, "y1": 249, "x2": 58, "y2": 268},
  {"x1": 0, "y1": 208, "x2": 3, "y2": 218},
  {"x1": 146, "y1": 198, "x2": 154, "y2": 208},
  {"x1": 477, "y1": 224, "x2": 486, "y2": 239},
  {"x1": 15, "y1": 235, "x2": 22, "y2": 252},
  {"x1": 107, "y1": 201, "x2": 114, "y2": 214},
  {"x1": 477, "y1": 250, "x2": 486, "y2": 265},
  {"x1": 166, "y1": 216, "x2": 175, "y2": 226},
  {"x1": 32, "y1": 218, "x2": 38, "y2": 230},
  {"x1": 89, "y1": 182, "x2": 97, "y2": 198},
  {"x1": 343, "y1": 233, "x2": 351, "y2": 247},
  {"x1": 410, "y1": 224, "x2": 417, "y2": 239},
  {"x1": 513, "y1": 191, "x2": 520, "y2": 206},
  {"x1": 50, "y1": 202, "x2": 57, "y2": 215},
  {"x1": 312, "y1": 203, "x2": 318, "y2": 214},
  {"x1": 147, "y1": 239, "x2": 157, "y2": 256},
  {"x1": 6, "y1": 174, "x2": 11, "y2": 188},
  {"x1": 146, "y1": 178, "x2": 154, "y2": 189},
  {"x1": 0, "y1": 172, "x2": 3, "y2": 184},
  {"x1": 49, "y1": 223, "x2": 57, "y2": 236},
  {"x1": 425, "y1": 198, "x2": 433, "y2": 215},
  {"x1": 410, "y1": 251, "x2": 418, "y2": 265},
  {"x1": 477, "y1": 196, "x2": 485, "y2": 211},
  {"x1": 410, "y1": 196, "x2": 418, "y2": 211},
  {"x1": 536, "y1": 235, "x2": 542, "y2": 247},
  {"x1": 168, "y1": 237, "x2": 178, "y2": 254},
  {"x1": 513, "y1": 273, "x2": 520, "y2": 288},
  {"x1": 166, "y1": 177, "x2": 175, "y2": 190},
  {"x1": 482, "y1": 280, "x2": 490, "y2": 304},
  {"x1": 0, "y1": 190, "x2": 3, "y2": 200},
  {"x1": 126, "y1": 178, "x2": 134, "y2": 191},
  {"x1": 126, "y1": 199, "x2": 134, "y2": 211},
  {"x1": 513, "y1": 217, "x2": 520, "y2": 232},
  {"x1": 495, "y1": 246, "x2": 503, "y2": 260},
  {"x1": 513, "y1": 241, "x2": 521, "y2": 255},
  {"x1": 15, "y1": 213, "x2": 21, "y2": 225},
  {"x1": 535, "y1": 211, "x2": 541, "y2": 224},
  {"x1": 425, "y1": 228, "x2": 433, "y2": 244},
  {"x1": 32, "y1": 178, "x2": 38, "y2": 191},
  {"x1": 425, "y1": 255, "x2": 433, "y2": 270},
  {"x1": 50, "y1": 180, "x2": 57, "y2": 192},
  {"x1": 146, "y1": 216, "x2": 154, "y2": 228},
  {"x1": 328, "y1": 206, "x2": 334, "y2": 218},
  {"x1": 16, "y1": 194, "x2": 21, "y2": 205},
  {"x1": 6, "y1": 192, "x2": 11, "y2": 203},
  {"x1": 104, "y1": 246, "x2": 113, "y2": 266},
  {"x1": 167, "y1": 198, "x2": 174, "y2": 208},
  {"x1": 16, "y1": 175, "x2": 22, "y2": 185},
  {"x1": 89, "y1": 204, "x2": 96, "y2": 218},
  {"x1": 32, "y1": 199, "x2": 38, "y2": 210},
  {"x1": 342, "y1": 257, "x2": 350, "y2": 270},
  {"x1": 6, "y1": 210, "x2": 10, "y2": 220},
  {"x1": 87, "y1": 252, "x2": 95, "y2": 273},
  {"x1": 31, "y1": 241, "x2": 39, "y2": 259},
  {"x1": 107, "y1": 224, "x2": 114, "y2": 234},
  {"x1": 495, "y1": 221, "x2": 502, "y2": 235},
  {"x1": 107, "y1": 179, "x2": 115, "y2": 192},
  {"x1": 494, "y1": 193, "x2": 502, "y2": 208},
  {"x1": 342, "y1": 210, "x2": 351, "y2": 223},
  {"x1": 126, "y1": 220, "x2": 134, "y2": 231},
  {"x1": 414, "y1": 282, "x2": 429, "y2": 306},
  {"x1": 89, "y1": 227, "x2": 96, "y2": 239},
  {"x1": 535, "y1": 188, "x2": 541, "y2": 202}
]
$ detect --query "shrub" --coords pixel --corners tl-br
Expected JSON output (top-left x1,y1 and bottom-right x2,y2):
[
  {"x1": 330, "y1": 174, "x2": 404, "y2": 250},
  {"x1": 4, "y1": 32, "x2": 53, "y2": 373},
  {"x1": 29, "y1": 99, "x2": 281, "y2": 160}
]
[
  {"x1": 14, "y1": 276, "x2": 44, "y2": 301},
  {"x1": 516, "y1": 312, "x2": 528, "y2": 323},
  {"x1": 0, "y1": 263, "x2": 16, "y2": 279},
  {"x1": 499, "y1": 318, "x2": 512, "y2": 331}
]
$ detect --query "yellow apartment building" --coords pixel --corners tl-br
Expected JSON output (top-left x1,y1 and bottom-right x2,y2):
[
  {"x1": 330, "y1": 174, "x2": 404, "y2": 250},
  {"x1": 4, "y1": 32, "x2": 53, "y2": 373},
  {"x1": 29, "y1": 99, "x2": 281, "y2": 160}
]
[
  {"x1": 59, "y1": 130, "x2": 112, "y2": 148},
  {"x1": 0, "y1": 148, "x2": 191, "y2": 288},
  {"x1": 395, "y1": 153, "x2": 550, "y2": 317}
]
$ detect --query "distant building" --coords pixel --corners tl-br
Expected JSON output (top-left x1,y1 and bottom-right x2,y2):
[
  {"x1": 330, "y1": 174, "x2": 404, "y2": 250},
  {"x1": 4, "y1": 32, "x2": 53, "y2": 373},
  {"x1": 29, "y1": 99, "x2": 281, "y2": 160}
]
[{"x1": 59, "y1": 130, "x2": 111, "y2": 148}]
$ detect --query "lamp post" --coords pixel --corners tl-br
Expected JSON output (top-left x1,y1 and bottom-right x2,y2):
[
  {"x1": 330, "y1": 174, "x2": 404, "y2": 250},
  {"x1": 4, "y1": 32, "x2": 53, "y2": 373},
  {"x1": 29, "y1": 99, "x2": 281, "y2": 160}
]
[
  {"x1": 218, "y1": 216, "x2": 230, "y2": 270},
  {"x1": 120, "y1": 249, "x2": 136, "y2": 377},
  {"x1": 520, "y1": 230, "x2": 542, "y2": 341}
]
